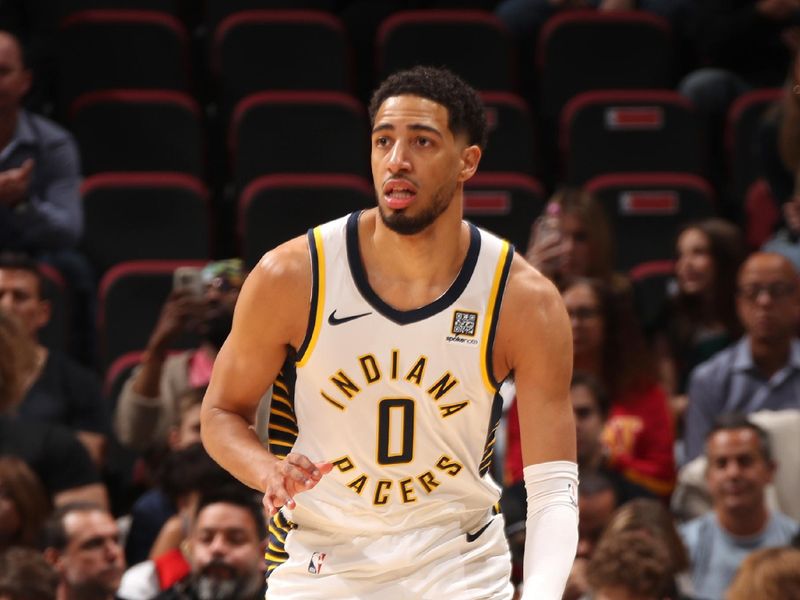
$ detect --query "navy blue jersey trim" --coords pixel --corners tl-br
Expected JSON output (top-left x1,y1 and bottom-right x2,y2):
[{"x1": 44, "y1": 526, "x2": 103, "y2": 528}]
[
  {"x1": 345, "y1": 211, "x2": 482, "y2": 325},
  {"x1": 295, "y1": 228, "x2": 320, "y2": 358}
]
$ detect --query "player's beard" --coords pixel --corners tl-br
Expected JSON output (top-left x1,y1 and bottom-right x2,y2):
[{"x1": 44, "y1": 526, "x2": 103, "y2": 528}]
[
  {"x1": 378, "y1": 179, "x2": 456, "y2": 235},
  {"x1": 194, "y1": 560, "x2": 263, "y2": 600}
]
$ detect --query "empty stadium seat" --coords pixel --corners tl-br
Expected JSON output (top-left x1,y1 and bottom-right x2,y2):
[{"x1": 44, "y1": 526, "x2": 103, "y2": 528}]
[
  {"x1": 70, "y1": 89, "x2": 204, "y2": 176},
  {"x1": 205, "y1": 0, "x2": 335, "y2": 36},
  {"x1": 239, "y1": 173, "x2": 373, "y2": 267},
  {"x1": 81, "y1": 172, "x2": 211, "y2": 274},
  {"x1": 743, "y1": 178, "x2": 780, "y2": 251},
  {"x1": 561, "y1": 90, "x2": 706, "y2": 184},
  {"x1": 585, "y1": 172, "x2": 715, "y2": 270},
  {"x1": 629, "y1": 259, "x2": 675, "y2": 334},
  {"x1": 481, "y1": 92, "x2": 538, "y2": 175},
  {"x1": 212, "y1": 10, "x2": 351, "y2": 119},
  {"x1": 58, "y1": 9, "x2": 190, "y2": 115},
  {"x1": 537, "y1": 11, "x2": 674, "y2": 120},
  {"x1": 464, "y1": 172, "x2": 546, "y2": 249},
  {"x1": 725, "y1": 88, "x2": 782, "y2": 209},
  {"x1": 377, "y1": 10, "x2": 515, "y2": 92},
  {"x1": 38, "y1": 263, "x2": 70, "y2": 353},
  {"x1": 230, "y1": 91, "x2": 370, "y2": 191}
]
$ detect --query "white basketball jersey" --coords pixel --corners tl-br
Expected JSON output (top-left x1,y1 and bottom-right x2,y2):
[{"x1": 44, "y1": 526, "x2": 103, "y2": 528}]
[{"x1": 268, "y1": 211, "x2": 514, "y2": 536}]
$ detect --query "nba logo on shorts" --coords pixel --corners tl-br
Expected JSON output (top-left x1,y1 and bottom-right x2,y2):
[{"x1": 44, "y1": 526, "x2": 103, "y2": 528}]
[{"x1": 308, "y1": 552, "x2": 327, "y2": 575}]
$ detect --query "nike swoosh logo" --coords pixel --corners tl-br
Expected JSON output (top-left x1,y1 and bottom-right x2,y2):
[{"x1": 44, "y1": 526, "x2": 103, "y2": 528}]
[
  {"x1": 465, "y1": 519, "x2": 494, "y2": 543},
  {"x1": 327, "y1": 310, "x2": 372, "y2": 326}
]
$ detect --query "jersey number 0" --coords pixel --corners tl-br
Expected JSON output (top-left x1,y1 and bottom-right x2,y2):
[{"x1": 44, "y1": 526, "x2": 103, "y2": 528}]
[{"x1": 377, "y1": 399, "x2": 415, "y2": 464}]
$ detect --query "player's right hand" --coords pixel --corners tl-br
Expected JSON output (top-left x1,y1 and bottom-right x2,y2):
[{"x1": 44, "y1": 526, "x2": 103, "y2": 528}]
[{"x1": 261, "y1": 452, "x2": 333, "y2": 516}]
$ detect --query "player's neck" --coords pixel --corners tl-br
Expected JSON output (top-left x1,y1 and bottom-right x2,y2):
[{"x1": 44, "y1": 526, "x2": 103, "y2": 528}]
[{"x1": 361, "y1": 207, "x2": 469, "y2": 308}]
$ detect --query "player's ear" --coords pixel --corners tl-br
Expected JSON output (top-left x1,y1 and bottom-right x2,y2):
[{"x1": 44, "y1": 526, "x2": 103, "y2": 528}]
[{"x1": 458, "y1": 145, "x2": 481, "y2": 183}]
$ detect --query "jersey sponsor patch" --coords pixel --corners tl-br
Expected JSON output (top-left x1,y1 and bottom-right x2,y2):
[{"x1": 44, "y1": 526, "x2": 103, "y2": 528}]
[
  {"x1": 451, "y1": 310, "x2": 478, "y2": 337},
  {"x1": 308, "y1": 552, "x2": 327, "y2": 575}
]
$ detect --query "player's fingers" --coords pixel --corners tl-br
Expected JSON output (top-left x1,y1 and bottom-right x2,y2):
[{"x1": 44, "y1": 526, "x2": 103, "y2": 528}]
[
  {"x1": 315, "y1": 461, "x2": 333, "y2": 475},
  {"x1": 286, "y1": 453, "x2": 322, "y2": 478},
  {"x1": 272, "y1": 488, "x2": 296, "y2": 510}
]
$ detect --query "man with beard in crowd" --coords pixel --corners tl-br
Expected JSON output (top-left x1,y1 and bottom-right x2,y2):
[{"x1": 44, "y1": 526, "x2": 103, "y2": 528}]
[
  {"x1": 154, "y1": 486, "x2": 267, "y2": 600},
  {"x1": 114, "y1": 259, "x2": 269, "y2": 452}
]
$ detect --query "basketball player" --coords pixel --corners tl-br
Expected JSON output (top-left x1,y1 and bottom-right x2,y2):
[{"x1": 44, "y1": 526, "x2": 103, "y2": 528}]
[{"x1": 201, "y1": 66, "x2": 578, "y2": 599}]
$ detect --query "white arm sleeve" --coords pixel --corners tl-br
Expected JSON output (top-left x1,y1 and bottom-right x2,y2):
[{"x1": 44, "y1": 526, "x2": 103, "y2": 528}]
[{"x1": 520, "y1": 460, "x2": 579, "y2": 600}]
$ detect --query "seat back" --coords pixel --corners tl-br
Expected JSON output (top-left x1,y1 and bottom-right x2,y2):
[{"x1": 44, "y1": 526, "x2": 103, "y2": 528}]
[
  {"x1": 585, "y1": 172, "x2": 715, "y2": 270},
  {"x1": 239, "y1": 173, "x2": 373, "y2": 267},
  {"x1": 70, "y1": 90, "x2": 204, "y2": 176},
  {"x1": 81, "y1": 172, "x2": 211, "y2": 275},
  {"x1": 377, "y1": 10, "x2": 515, "y2": 91}
]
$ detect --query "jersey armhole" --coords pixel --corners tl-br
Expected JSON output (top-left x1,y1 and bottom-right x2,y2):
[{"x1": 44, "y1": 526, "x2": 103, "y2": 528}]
[
  {"x1": 480, "y1": 241, "x2": 514, "y2": 393},
  {"x1": 295, "y1": 227, "x2": 325, "y2": 366}
]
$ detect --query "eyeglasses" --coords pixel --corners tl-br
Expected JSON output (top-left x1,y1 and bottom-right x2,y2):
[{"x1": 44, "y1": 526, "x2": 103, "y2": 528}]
[
  {"x1": 573, "y1": 406, "x2": 598, "y2": 420},
  {"x1": 567, "y1": 307, "x2": 601, "y2": 321},
  {"x1": 737, "y1": 282, "x2": 797, "y2": 302}
]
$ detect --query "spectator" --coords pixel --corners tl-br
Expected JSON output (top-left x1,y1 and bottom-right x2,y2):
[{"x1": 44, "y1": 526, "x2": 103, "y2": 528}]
[
  {"x1": 563, "y1": 471, "x2": 621, "y2": 600},
  {"x1": 0, "y1": 252, "x2": 108, "y2": 466},
  {"x1": 726, "y1": 546, "x2": 800, "y2": 600},
  {"x1": 602, "y1": 498, "x2": 694, "y2": 599},
  {"x1": 524, "y1": 187, "x2": 629, "y2": 294},
  {"x1": 114, "y1": 260, "x2": 266, "y2": 452},
  {"x1": 674, "y1": 408, "x2": 800, "y2": 522},
  {"x1": 678, "y1": 0, "x2": 798, "y2": 198},
  {"x1": 505, "y1": 371, "x2": 653, "y2": 505},
  {"x1": 0, "y1": 31, "x2": 81, "y2": 253},
  {"x1": 0, "y1": 31, "x2": 92, "y2": 364},
  {"x1": 0, "y1": 547, "x2": 58, "y2": 600},
  {"x1": 41, "y1": 502, "x2": 125, "y2": 600},
  {"x1": 652, "y1": 219, "x2": 745, "y2": 424},
  {"x1": 0, "y1": 456, "x2": 51, "y2": 551},
  {"x1": 563, "y1": 277, "x2": 675, "y2": 496},
  {"x1": 119, "y1": 440, "x2": 235, "y2": 576},
  {"x1": 683, "y1": 251, "x2": 800, "y2": 461},
  {"x1": 153, "y1": 486, "x2": 268, "y2": 600},
  {"x1": 0, "y1": 308, "x2": 106, "y2": 508},
  {"x1": 760, "y1": 50, "x2": 800, "y2": 268},
  {"x1": 586, "y1": 530, "x2": 674, "y2": 600},
  {"x1": 679, "y1": 415, "x2": 798, "y2": 600}
]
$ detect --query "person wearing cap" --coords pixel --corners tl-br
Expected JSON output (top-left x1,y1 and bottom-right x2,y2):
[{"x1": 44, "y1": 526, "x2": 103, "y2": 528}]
[{"x1": 114, "y1": 259, "x2": 267, "y2": 453}]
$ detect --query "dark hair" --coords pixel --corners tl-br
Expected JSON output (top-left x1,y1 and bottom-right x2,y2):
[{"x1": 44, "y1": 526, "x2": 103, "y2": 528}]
[
  {"x1": 368, "y1": 65, "x2": 488, "y2": 149},
  {"x1": 0, "y1": 457, "x2": 52, "y2": 548},
  {"x1": 564, "y1": 277, "x2": 658, "y2": 398},
  {"x1": 706, "y1": 413, "x2": 773, "y2": 463},
  {"x1": 673, "y1": 219, "x2": 744, "y2": 340},
  {"x1": 0, "y1": 251, "x2": 45, "y2": 299},
  {"x1": 587, "y1": 530, "x2": 673, "y2": 598},
  {"x1": 0, "y1": 547, "x2": 58, "y2": 600},
  {"x1": 195, "y1": 484, "x2": 268, "y2": 541},
  {"x1": 158, "y1": 441, "x2": 238, "y2": 504},
  {"x1": 39, "y1": 502, "x2": 105, "y2": 551},
  {"x1": 571, "y1": 370, "x2": 610, "y2": 419}
]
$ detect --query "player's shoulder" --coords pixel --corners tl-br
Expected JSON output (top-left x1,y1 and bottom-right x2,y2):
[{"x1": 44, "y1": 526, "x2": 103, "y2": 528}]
[
  {"x1": 238, "y1": 235, "x2": 312, "y2": 306},
  {"x1": 503, "y1": 253, "x2": 563, "y2": 312}
]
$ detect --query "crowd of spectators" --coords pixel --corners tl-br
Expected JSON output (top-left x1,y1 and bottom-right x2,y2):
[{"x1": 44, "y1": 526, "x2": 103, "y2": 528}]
[{"x1": 3, "y1": 0, "x2": 800, "y2": 598}]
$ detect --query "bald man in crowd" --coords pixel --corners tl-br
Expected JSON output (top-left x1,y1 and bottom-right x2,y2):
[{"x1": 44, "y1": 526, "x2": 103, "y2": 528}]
[{"x1": 684, "y1": 252, "x2": 800, "y2": 461}]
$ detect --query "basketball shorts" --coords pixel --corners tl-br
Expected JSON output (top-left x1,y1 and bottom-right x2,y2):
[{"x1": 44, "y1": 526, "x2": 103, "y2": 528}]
[{"x1": 265, "y1": 509, "x2": 514, "y2": 599}]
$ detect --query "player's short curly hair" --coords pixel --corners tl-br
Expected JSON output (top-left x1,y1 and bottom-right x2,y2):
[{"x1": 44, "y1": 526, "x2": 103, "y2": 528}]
[{"x1": 368, "y1": 65, "x2": 488, "y2": 149}]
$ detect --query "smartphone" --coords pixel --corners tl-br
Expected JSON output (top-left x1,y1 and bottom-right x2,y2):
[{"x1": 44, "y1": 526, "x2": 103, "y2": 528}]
[{"x1": 173, "y1": 266, "x2": 204, "y2": 297}]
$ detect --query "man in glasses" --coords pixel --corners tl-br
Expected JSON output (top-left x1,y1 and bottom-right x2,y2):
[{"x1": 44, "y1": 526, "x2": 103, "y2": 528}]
[{"x1": 683, "y1": 252, "x2": 800, "y2": 462}]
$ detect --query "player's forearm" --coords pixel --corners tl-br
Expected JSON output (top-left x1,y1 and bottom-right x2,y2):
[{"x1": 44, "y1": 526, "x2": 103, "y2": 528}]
[{"x1": 201, "y1": 406, "x2": 278, "y2": 492}]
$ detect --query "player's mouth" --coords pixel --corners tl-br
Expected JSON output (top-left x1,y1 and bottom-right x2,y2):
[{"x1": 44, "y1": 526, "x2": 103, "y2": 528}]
[{"x1": 383, "y1": 179, "x2": 418, "y2": 210}]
